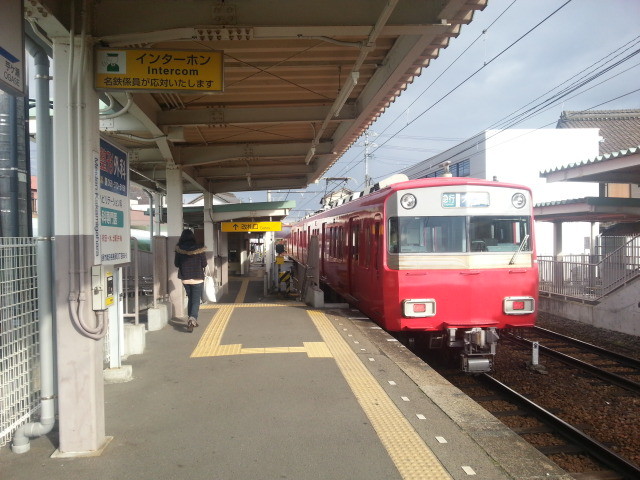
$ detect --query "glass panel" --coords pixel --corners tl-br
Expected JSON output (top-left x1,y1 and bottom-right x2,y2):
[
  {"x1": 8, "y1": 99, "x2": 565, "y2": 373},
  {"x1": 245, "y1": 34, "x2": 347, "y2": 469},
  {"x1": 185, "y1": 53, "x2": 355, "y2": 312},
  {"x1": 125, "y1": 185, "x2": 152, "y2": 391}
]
[
  {"x1": 389, "y1": 216, "x2": 467, "y2": 253},
  {"x1": 469, "y1": 216, "x2": 531, "y2": 252},
  {"x1": 387, "y1": 215, "x2": 531, "y2": 254}
]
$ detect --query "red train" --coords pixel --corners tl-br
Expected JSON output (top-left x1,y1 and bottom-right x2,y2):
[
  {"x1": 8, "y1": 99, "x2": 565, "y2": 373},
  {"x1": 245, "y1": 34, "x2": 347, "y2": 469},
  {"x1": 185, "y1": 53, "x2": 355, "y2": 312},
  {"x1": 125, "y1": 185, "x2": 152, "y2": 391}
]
[{"x1": 289, "y1": 175, "x2": 538, "y2": 372}]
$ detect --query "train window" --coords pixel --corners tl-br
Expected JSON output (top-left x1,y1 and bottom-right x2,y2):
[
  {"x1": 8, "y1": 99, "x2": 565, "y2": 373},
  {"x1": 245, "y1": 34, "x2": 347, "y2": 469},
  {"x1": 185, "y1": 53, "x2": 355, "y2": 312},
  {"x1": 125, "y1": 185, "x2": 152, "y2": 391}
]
[
  {"x1": 351, "y1": 220, "x2": 360, "y2": 262},
  {"x1": 363, "y1": 220, "x2": 371, "y2": 268},
  {"x1": 388, "y1": 216, "x2": 466, "y2": 253},
  {"x1": 388, "y1": 215, "x2": 531, "y2": 254},
  {"x1": 373, "y1": 221, "x2": 380, "y2": 269},
  {"x1": 329, "y1": 226, "x2": 335, "y2": 258},
  {"x1": 469, "y1": 216, "x2": 531, "y2": 252}
]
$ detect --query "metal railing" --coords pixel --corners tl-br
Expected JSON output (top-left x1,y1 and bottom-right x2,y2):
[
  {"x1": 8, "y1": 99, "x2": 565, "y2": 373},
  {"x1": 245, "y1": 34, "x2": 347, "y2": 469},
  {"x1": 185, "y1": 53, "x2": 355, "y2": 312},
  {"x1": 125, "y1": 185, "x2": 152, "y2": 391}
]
[
  {"x1": 0, "y1": 238, "x2": 40, "y2": 447},
  {"x1": 539, "y1": 235, "x2": 640, "y2": 301}
]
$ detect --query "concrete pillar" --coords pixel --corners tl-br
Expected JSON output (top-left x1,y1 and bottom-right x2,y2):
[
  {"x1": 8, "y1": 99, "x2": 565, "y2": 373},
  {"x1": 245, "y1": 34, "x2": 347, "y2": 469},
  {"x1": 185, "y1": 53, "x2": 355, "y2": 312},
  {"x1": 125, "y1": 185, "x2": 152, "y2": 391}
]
[
  {"x1": 553, "y1": 221, "x2": 564, "y2": 290},
  {"x1": 553, "y1": 221, "x2": 563, "y2": 258},
  {"x1": 203, "y1": 191, "x2": 214, "y2": 268},
  {"x1": 52, "y1": 36, "x2": 107, "y2": 455},
  {"x1": 166, "y1": 165, "x2": 183, "y2": 318},
  {"x1": 152, "y1": 191, "x2": 162, "y2": 237},
  {"x1": 265, "y1": 231, "x2": 274, "y2": 290},
  {"x1": 220, "y1": 231, "x2": 229, "y2": 295}
]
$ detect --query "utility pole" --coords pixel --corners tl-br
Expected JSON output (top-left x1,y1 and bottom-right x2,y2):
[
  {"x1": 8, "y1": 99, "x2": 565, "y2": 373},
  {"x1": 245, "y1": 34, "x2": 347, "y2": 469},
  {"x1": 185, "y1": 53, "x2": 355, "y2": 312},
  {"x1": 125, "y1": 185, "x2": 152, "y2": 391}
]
[{"x1": 359, "y1": 130, "x2": 378, "y2": 188}]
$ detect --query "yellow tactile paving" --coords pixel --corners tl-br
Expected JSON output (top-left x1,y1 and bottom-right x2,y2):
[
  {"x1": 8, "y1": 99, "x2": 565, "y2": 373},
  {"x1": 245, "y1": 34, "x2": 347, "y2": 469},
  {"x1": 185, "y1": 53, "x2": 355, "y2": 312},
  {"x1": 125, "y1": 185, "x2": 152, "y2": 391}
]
[
  {"x1": 303, "y1": 341, "x2": 332, "y2": 358},
  {"x1": 234, "y1": 278, "x2": 250, "y2": 303},
  {"x1": 200, "y1": 303, "x2": 304, "y2": 309},
  {"x1": 191, "y1": 304, "x2": 332, "y2": 359},
  {"x1": 307, "y1": 310, "x2": 453, "y2": 480},
  {"x1": 191, "y1": 304, "x2": 234, "y2": 357}
]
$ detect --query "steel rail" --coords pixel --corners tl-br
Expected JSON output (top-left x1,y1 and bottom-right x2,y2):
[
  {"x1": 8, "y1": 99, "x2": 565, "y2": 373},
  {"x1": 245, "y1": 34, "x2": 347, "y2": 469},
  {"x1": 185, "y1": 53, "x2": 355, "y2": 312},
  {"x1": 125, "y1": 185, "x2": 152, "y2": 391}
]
[
  {"x1": 503, "y1": 333, "x2": 640, "y2": 394},
  {"x1": 479, "y1": 374, "x2": 640, "y2": 480},
  {"x1": 532, "y1": 326, "x2": 640, "y2": 369}
]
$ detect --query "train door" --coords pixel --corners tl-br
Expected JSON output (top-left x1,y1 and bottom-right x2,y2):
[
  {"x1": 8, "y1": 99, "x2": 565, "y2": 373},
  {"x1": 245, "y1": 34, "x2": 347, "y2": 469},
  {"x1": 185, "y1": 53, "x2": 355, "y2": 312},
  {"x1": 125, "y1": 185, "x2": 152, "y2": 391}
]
[
  {"x1": 360, "y1": 215, "x2": 382, "y2": 316},
  {"x1": 348, "y1": 217, "x2": 360, "y2": 297},
  {"x1": 373, "y1": 215, "x2": 382, "y2": 278},
  {"x1": 320, "y1": 223, "x2": 326, "y2": 275}
]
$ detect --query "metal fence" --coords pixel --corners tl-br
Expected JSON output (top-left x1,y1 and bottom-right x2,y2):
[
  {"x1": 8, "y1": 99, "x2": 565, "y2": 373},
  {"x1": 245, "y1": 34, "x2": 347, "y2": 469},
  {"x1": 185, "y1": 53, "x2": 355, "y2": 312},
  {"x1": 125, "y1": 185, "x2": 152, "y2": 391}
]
[
  {"x1": 0, "y1": 238, "x2": 40, "y2": 447},
  {"x1": 539, "y1": 235, "x2": 640, "y2": 301}
]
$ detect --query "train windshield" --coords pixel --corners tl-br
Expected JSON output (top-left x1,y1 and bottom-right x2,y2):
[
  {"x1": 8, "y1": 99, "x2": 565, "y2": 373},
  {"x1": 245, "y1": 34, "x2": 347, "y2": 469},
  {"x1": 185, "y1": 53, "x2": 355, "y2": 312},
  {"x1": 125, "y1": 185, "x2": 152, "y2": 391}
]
[{"x1": 388, "y1": 216, "x2": 531, "y2": 253}]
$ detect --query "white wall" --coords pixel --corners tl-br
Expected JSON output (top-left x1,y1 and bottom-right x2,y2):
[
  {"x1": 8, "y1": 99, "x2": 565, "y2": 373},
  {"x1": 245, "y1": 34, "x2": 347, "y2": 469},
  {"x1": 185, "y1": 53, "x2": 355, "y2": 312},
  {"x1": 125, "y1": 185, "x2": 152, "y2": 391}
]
[{"x1": 403, "y1": 128, "x2": 602, "y2": 256}]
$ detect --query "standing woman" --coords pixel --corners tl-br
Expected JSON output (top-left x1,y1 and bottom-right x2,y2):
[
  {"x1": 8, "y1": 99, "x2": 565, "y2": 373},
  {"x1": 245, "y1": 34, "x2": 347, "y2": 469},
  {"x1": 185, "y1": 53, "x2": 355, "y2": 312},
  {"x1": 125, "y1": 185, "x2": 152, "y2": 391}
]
[{"x1": 174, "y1": 229, "x2": 207, "y2": 332}]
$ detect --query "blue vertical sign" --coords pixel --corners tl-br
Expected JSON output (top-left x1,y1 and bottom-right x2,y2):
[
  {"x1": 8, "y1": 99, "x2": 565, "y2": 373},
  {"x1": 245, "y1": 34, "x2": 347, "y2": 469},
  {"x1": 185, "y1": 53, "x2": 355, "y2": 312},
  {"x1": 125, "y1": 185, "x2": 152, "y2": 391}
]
[
  {"x1": 94, "y1": 138, "x2": 130, "y2": 264},
  {"x1": 0, "y1": 0, "x2": 25, "y2": 96}
]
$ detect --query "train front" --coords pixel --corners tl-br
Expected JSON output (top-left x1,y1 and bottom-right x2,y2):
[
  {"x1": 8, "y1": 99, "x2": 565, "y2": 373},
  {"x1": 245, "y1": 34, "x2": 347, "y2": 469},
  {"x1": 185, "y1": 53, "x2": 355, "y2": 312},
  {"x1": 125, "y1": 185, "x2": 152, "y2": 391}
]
[{"x1": 383, "y1": 179, "x2": 538, "y2": 373}]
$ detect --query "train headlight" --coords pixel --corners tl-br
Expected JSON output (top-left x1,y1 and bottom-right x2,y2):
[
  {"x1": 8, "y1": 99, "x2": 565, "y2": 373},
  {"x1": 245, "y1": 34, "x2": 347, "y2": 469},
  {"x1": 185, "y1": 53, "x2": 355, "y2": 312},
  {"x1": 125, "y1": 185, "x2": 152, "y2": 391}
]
[
  {"x1": 402, "y1": 299, "x2": 436, "y2": 317},
  {"x1": 503, "y1": 296, "x2": 535, "y2": 315},
  {"x1": 511, "y1": 193, "x2": 527, "y2": 209},
  {"x1": 400, "y1": 193, "x2": 417, "y2": 209}
]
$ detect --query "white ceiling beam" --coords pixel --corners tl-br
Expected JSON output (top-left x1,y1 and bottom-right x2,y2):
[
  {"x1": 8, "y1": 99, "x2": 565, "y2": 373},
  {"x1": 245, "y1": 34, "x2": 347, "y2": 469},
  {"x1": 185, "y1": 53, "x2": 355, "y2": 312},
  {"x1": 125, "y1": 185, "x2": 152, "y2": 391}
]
[
  {"x1": 110, "y1": 92, "x2": 175, "y2": 162},
  {"x1": 100, "y1": 115, "x2": 147, "y2": 132},
  {"x1": 209, "y1": 177, "x2": 309, "y2": 194},
  {"x1": 197, "y1": 164, "x2": 314, "y2": 177},
  {"x1": 157, "y1": 105, "x2": 356, "y2": 127},
  {"x1": 211, "y1": 209, "x2": 291, "y2": 222},
  {"x1": 178, "y1": 141, "x2": 334, "y2": 167}
]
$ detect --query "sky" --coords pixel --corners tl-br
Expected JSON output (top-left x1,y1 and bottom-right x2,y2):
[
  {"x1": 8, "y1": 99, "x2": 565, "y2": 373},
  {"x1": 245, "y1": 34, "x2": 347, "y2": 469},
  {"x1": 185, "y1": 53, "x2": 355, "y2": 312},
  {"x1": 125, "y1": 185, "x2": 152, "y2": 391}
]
[{"x1": 234, "y1": 0, "x2": 640, "y2": 221}]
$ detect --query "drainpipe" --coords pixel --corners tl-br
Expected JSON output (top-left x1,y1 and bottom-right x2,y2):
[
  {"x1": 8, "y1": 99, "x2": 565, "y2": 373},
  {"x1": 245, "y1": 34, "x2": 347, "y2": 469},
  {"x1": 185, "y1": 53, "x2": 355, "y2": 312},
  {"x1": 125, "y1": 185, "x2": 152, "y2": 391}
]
[
  {"x1": 12, "y1": 36, "x2": 56, "y2": 454},
  {"x1": 143, "y1": 189, "x2": 157, "y2": 308}
]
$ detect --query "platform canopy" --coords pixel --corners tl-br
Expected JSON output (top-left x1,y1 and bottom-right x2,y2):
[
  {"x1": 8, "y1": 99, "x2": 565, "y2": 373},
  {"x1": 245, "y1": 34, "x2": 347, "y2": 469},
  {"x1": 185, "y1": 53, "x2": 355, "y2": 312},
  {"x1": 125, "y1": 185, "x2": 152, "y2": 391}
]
[
  {"x1": 536, "y1": 146, "x2": 640, "y2": 224},
  {"x1": 27, "y1": 0, "x2": 487, "y2": 195},
  {"x1": 540, "y1": 145, "x2": 640, "y2": 185},
  {"x1": 534, "y1": 197, "x2": 640, "y2": 223}
]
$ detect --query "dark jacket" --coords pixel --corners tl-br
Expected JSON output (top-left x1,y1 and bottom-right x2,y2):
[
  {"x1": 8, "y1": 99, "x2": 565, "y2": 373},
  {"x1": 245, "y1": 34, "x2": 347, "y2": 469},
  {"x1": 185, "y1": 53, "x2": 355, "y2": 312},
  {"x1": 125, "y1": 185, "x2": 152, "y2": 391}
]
[{"x1": 174, "y1": 242, "x2": 207, "y2": 281}]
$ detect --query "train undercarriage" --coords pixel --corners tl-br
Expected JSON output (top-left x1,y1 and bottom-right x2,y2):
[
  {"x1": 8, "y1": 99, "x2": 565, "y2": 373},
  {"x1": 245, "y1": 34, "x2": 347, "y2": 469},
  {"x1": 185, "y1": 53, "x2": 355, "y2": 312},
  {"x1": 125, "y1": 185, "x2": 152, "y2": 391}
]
[{"x1": 411, "y1": 327, "x2": 500, "y2": 373}]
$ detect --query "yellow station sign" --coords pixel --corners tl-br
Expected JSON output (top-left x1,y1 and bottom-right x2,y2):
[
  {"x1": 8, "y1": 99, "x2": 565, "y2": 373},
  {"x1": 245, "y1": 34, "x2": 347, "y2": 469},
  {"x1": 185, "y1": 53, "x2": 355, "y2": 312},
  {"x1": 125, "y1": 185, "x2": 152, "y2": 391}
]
[
  {"x1": 221, "y1": 221, "x2": 282, "y2": 233},
  {"x1": 95, "y1": 48, "x2": 223, "y2": 93}
]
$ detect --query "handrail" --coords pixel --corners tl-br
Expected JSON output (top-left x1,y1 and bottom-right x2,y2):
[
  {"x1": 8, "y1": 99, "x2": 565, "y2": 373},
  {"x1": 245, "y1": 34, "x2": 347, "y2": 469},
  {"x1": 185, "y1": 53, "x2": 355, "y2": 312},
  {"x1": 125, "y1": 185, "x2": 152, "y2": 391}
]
[
  {"x1": 595, "y1": 234, "x2": 640, "y2": 265},
  {"x1": 539, "y1": 235, "x2": 640, "y2": 301}
]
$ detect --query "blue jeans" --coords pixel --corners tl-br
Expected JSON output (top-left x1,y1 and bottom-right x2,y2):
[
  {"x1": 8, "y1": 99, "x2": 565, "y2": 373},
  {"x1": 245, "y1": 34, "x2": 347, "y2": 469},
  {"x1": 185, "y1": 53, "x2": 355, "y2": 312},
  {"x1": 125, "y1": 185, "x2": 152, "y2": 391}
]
[{"x1": 183, "y1": 283, "x2": 204, "y2": 319}]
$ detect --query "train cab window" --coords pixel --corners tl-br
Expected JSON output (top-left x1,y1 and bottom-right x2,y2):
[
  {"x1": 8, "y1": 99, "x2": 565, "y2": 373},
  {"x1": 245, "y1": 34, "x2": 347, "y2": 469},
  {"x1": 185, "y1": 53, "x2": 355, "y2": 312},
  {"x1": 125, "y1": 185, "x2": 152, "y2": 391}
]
[
  {"x1": 469, "y1": 216, "x2": 531, "y2": 252},
  {"x1": 388, "y1": 215, "x2": 531, "y2": 254},
  {"x1": 389, "y1": 216, "x2": 466, "y2": 253}
]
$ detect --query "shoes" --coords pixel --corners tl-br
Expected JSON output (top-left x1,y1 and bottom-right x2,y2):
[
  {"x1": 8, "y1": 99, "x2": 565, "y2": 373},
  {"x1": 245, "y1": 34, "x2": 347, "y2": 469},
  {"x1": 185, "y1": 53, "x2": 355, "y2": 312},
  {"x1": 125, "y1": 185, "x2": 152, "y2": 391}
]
[{"x1": 187, "y1": 316, "x2": 198, "y2": 332}]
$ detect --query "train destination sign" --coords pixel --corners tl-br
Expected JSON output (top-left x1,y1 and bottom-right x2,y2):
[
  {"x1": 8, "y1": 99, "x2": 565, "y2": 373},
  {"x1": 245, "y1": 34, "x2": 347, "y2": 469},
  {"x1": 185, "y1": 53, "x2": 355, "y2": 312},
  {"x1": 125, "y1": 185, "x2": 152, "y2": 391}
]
[
  {"x1": 95, "y1": 48, "x2": 223, "y2": 93},
  {"x1": 221, "y1": 221, "x2": 282, "y2": 233},
  {"x1": 442, "y1": 191, "x2": 490, "y2": 208}
]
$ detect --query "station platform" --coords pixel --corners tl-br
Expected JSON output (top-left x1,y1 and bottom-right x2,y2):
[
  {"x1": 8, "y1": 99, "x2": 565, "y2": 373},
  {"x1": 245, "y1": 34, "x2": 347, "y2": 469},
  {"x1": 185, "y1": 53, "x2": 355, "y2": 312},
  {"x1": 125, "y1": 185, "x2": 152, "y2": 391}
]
[{"x1": 1, "y1": 268, "x2": 571, "y2": 480}]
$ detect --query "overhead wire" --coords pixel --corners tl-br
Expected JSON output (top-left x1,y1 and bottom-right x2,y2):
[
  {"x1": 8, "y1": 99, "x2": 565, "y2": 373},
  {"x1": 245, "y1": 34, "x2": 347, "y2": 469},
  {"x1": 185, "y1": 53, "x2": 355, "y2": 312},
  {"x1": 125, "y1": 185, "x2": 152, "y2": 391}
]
[
  {"x1": 317, "y1": 0, "x2": 544, "y2": 189},
  {"x1": 370, "y1": 0, "x2": 575, "y2": 156},
  {"x1": 333, "y1": 20, "x2": 639, "y2": 189},
  {"x1": 284, "y1": 0, "x2": 638, "y2": 220}
]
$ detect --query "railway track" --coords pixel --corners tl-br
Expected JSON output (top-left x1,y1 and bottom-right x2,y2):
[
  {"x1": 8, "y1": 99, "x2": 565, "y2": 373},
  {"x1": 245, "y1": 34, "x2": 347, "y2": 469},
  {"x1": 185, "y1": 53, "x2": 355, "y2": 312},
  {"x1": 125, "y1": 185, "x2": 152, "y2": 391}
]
[
  {"x1": 502, "y1": 327, "x2": 640, "y2": 393},
  {"x1": 419, "y1": 325, "x2": 640, "y2": 478},
  {"x1": 439, "y1": 367, "x2": 640, "y2": 479},
  {"x1": 477, "y1": 373, "x2": 640, "y2": 479}
]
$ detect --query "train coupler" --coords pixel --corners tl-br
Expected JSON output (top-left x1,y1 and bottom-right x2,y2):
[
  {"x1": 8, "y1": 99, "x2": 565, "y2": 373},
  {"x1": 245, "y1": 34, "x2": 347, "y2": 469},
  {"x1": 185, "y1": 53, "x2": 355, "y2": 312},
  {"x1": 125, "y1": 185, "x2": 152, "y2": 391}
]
[{"x1": 461, "y1": 354, "x2": 494, "y2": 373}]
